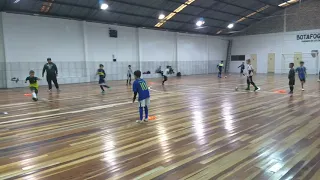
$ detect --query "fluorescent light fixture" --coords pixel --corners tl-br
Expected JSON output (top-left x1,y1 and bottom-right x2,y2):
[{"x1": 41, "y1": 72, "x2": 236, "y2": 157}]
[
  {"x1": 158, "y1": 14, "x2": 165, "y2": 20},
  {"x1": 196, "y1": 21, "x2": 203, "y2": 27},
  {"x1": 227, "y1": 23, "x2": 234, "y2": 29},
  {"x1": 14, "y1": 0, "x2": 20, "y2": 3},
  {"x1": 196, "y1": 18, "x2": 205, "y2": 27},
  {"x1": 155, "y1": 0, "x2": 198, "y2": 28},
  {"x1": 100, "y1": 3, "x2": 109, "y2": 10},
  {"x1": 279, "y1": 0, "x2": 300, "y2": 7}
]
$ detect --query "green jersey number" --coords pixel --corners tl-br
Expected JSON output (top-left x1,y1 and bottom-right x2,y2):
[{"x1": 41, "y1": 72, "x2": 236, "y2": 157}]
[{"x1": 140, "y1": 82, "x2": 148, "y2": 90}]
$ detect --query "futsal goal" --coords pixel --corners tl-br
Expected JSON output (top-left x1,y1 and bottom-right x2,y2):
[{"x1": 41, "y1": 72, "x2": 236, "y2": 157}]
[{"x1": 281, "y1": 51, "x2": 319, "y2": 75}]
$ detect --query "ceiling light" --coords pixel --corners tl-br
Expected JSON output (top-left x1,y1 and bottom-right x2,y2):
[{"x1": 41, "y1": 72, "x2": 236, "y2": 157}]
[
  {"x1": 100, "y1": 3, "x2": 108, "y2": 10},
  {"x1": 227, "y1": 23, "x2": 234, "y2": 29},
  {"x1": 14, "y1": 0, "x2": 20, "y2": 3},
  {"x1": 158, "y1": 14, "x2": 165, "y2": 20},
  {"x1": 196, "y1": 18, "x2": 205, "y2": 27}
]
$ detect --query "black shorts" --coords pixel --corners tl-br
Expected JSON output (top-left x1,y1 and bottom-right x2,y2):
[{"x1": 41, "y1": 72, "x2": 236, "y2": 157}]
[
  {"x1": 299, "y1": 78, "x2": 306, "y2": 82},
  {"x1": 289, "y1": 79, "x2": 295, "y2": 86},
  {"x1": 240, "y1": 69, "x2": 244, "y2": 73},
  {"x1": 30, "y1": 87, "x2": 38, "y2": 94},
  {"x1": 127, "y1": 74, "x2": 131, "y2": 78},
  {"x1": 163, "y1": 76, "x2": 168, "y2": 81},
  {"x1": 99, "y1": 78, "x2": 105, "y2": 84}
]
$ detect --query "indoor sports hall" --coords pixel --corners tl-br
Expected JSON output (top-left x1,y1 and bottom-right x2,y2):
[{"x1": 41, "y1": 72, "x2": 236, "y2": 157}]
[{"x1": 0, "y1": 0, "x2": 320, "y2": 179}]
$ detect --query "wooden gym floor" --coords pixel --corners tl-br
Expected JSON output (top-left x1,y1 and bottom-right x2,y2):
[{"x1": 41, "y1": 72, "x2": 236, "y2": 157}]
[{"x1": 0, "y1": 74, "x2": 320, "y2": 180}]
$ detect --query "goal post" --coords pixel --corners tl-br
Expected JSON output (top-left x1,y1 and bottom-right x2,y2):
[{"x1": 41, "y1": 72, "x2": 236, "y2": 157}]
[{"x1": 281, "y1": 52, "x2": 319, "y2": 75}]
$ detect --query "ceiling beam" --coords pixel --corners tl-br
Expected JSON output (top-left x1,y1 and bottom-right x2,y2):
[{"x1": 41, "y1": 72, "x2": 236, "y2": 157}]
[
  {"x1": 4, "y1": 9, "x2": 221, "y2": 36},
  {"x1": 109, "y1": 0, "x2": 248, "y2": 27},
  {"x1": 255, "y1": 0, "x2": 284, "y2": 8},
  {"x1": 34, "y1": 0, "x2": 226, "y2": 29},
  {"x1": 214, "y1": 0, "x2": 270, "y2": 16},
  {"x1": 167, "y1": 0, "x2": 261, "y2": 20}
]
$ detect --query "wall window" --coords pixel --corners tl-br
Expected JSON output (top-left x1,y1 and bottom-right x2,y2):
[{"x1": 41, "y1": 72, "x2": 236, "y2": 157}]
[{"x1": 231, "y1": 55, "x2": 245, "y2": 61}]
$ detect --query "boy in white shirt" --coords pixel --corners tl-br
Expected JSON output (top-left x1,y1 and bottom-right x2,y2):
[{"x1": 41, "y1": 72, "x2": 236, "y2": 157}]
[{"x1": 245, "y1": 59, "x2": 260, "y2": 91}]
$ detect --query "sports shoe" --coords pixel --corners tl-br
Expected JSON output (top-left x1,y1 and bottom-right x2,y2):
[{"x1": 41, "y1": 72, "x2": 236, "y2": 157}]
[
  {"x1": 254, "y1": 87, "x2": 260, "y2": 91},
  {"x1": 302, "y1": 88, "x2": 305, "y2": 91},
  {"x1": 32, "y1": 97, "x2": 38, "y2": 101},
  {"x1": 101, "y1": 91, "x2": 105, "y2": 94},
  {"x1": 143, "y1": 119, "x2": 149, "y2": 122},
  {"x1": 245, "y1": 88, "x2": 250, "y2": 91},
  {"x1": 48, "y1": 89, "x2": 52, "y2": 92},
  {"x1": 136, "y1": 120, "x2": 143, "y2": 123},
  {"x1": 57, "y1": 89, "x2": 61, "y2": 92}
]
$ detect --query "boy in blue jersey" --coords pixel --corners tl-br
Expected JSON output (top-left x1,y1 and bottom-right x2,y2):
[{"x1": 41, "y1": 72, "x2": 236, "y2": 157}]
[
  {"x1": 296, "y1": 61, "x2": 307, "y2": 91},
  {"x1": 132, "y1": 70, "x2": 150, "y2": 123},
  {"x1": 96, "y1": 64, "x2": 110, "y2": 94}
]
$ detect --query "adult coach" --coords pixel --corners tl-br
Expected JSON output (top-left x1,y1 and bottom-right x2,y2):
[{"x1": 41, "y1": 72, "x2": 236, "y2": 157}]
[{"x1": 42, "y1": 58, "x2": 60, "y2": 91}]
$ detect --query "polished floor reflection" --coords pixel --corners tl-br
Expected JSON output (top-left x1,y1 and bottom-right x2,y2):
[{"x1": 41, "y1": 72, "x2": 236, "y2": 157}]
[{"x1": 0, "y1": 74, "x2": 320, "y2": 180}]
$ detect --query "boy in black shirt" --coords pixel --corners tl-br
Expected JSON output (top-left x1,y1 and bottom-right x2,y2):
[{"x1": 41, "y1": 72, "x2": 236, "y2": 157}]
[
  {"x1": 25, "y1": 70, "x2": 41, "y2": 101},
  {"x1": 97, "y1": 64, "x2": 110, "y2": 94},
  {"x1": 288, "y1": 63, "x2": 295, "y2": 96}
]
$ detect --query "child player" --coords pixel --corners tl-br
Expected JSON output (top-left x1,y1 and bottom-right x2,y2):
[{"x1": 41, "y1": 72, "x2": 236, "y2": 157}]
[
  {"x1": 217, "y1": 61, "x2": 224, "y2": 78},
  {"x1": 296, "y1": 61, "x2": 307, "y2": 91},
  {"x1": 25, "y1": 70, "x2": 41, "y2": 101},
  {"x1": 132, "y1": 70, "x2": 150, "y2": 123},
  {"x1": 245, "y1": 59, "x2": 260, "y2": 91},
  {"x1": 126, "y1": 65, "x2": 133, "y2": 86},
  {"x1": 238, "y1": 62, "x2": 245, "y2": 76},
  {"x1": 288, "y1": 63, "x2": 295, "y2": 96},
  {"x1": 162, "y1": 66, "x2": 169, "y2": 85},
  {"x1": 96, "y1": 64, "x2": 110, "y2": 94}
]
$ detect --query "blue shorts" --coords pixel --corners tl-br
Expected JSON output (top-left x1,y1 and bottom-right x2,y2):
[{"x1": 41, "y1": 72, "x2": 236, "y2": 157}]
[{"x1": 299, "y1": 76, "x2": 306, "y2": 82}]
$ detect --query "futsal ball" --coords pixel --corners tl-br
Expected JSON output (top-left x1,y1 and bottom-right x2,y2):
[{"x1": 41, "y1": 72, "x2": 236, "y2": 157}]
[{"x1": 224, "y1": 76, "x2": 227, "y2": 78}]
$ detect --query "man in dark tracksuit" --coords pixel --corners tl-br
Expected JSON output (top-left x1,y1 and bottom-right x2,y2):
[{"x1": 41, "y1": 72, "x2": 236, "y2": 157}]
[{"x1": 42, "y1": 58, "x2": 60, "y2": 91}]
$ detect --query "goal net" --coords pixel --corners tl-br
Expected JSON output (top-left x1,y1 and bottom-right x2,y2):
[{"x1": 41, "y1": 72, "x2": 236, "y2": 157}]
[{"x1": 281, "y1": 52, "x2": 319, "y2": 75}]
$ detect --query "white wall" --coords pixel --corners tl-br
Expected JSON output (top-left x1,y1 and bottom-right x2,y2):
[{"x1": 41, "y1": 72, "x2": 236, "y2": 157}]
[
  {"x1": 0, "y1": 12, "x2": 229, "y2": 88},
  {"x1": 177, "y1": 34, "x2": 228, "y2": 75},
  {"x1": 0, "y1": 13, "x2": 6, "y2": 88},
  {"x1": 86, "y1": 22, "x2": 138, "y2": 81},
  {"x1": 231, "y1": 29, "x2": 320, "y2": 74}
]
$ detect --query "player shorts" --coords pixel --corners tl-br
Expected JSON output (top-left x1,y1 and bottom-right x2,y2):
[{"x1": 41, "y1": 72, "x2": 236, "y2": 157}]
[
  {"x1": 289, "y1": 79, "x2": 295, "y2": 86},
  {"x1": 299, "y1": 77, "x2": 306, "y2": 82},
  {"x1": 240, "y1": 69, "x2": 244, "y2": 73},
  {"x1": 163, "y1": 76, "x2": 168, "y2": 81},
  {"x1": 139, "y1": 98, "x2": 150, "y2": 107},
  {"x1": 127, "y1": 74, "x2": 131, "y2": 78},
  {"x1": 30, "y1": 87, "x2": 38, "y2": 94},
  {"x1": 99, "y1": 78, "x2": 106, "y2": 85}
]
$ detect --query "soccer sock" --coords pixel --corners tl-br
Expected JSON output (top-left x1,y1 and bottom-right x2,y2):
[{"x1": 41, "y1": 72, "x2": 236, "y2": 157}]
[
  {"x1": 100, "y1": 85, "x2": 104, "y2": 91},
  {"x1": 290, "y1": 86, "x2": 293, "y2": 92},
  {"x1": 103, "y1": 85, "x2": 110, "y2": 88},
  {"x1": 32, "y1": 92, "x2": 37, "y2": 98},
  {"x1": 251, "y1": 82, "x2": 258, "y2": 89},
  {"x1": 144, "y1": 106, "x2": 148, "y2": 120},
  {"x1": 139, "y1": 107, "x2": 143, "y2": 120}
]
